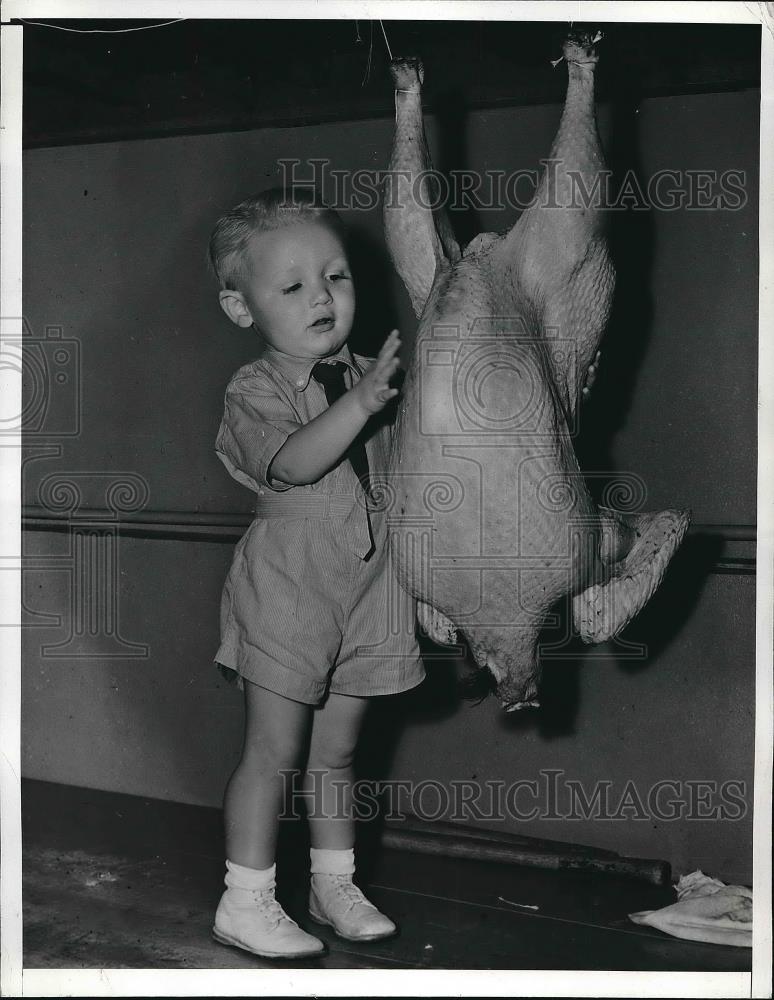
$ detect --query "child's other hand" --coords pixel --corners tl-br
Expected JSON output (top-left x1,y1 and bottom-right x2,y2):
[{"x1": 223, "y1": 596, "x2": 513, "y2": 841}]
[
  {"x1": 352, "y1": 329, "x2": 402, "y2": 415},
  {"x1": 581, "y1": 350, "x2": 601, "y2": 401}
]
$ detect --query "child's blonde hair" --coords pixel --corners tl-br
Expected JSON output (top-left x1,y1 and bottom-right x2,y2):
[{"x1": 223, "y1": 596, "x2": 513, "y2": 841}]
[{"x1": 208, "y1": 187, "x2": 344, "y2": 291}]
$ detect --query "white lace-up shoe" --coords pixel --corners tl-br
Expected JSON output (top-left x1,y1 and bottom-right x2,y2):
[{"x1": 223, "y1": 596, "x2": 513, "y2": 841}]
[
  {"x1": 309, "y1": 874, "x2": 397, "y2": 942},
  {"x1": 213, "y1": 884, "x2": 325, "y2": 959}
]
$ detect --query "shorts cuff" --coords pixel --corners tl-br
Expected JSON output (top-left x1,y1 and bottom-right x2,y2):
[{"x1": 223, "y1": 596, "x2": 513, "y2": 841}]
[
  {"x1": 215, "y1": 644, "x2": 327, "y2": 705},
  {"x1": 330, "y1": 660, "x2": 425, "y2": 699}
]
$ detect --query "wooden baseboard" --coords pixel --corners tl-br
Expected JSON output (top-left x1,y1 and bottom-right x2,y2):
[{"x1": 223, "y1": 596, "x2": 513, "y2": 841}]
[{"x1": 21, "y1": 778, "x2": 670, "y2": 885}]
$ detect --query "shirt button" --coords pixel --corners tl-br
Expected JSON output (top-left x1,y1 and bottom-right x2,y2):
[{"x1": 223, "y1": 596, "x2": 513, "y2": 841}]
[
  {"x1": 260, "y1": 430, "x2": 265, "y2": 437},
  {"x1": 296, "y1": 377, "x2": 305, "y2": 387},
  {"x1": 257, "y1": 489, "x2": 265, "y2": 496}
]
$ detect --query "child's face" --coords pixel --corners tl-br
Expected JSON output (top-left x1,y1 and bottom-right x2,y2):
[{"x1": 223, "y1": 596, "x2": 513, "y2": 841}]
[{"x1": 221, "y1": 220, "x2": 355, "y2": 359}]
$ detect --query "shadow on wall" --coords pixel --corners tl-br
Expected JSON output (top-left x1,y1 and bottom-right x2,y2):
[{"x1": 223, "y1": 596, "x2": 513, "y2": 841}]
[
  {"x1": 434, "y1": 87, "x2": 484, "y2": 250},
  {"x1": 535, "y1": 531, "x2": 720, "y2": 738},
  {"x1": 345, "y1": 223, "x2": 402, "y2": 357}
]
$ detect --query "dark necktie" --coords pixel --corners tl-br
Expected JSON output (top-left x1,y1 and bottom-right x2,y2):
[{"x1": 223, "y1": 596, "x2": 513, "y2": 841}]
[{"x1": 311, "y1": 360, "x2": 372, "y2": 497}]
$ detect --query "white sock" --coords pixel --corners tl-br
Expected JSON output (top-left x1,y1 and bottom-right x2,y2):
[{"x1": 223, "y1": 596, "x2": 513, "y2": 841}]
[
  {"x1": 309, "y1": 847, "x2": 355, "y2": 877},
  {"x1": 224, "y1": 859, "x2": 276, "y2": 891}
]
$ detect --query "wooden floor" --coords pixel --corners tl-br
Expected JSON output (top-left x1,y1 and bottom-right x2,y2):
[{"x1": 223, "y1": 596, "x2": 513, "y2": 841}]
[{"x1": 22, "y1": 780, "x2": 751, "y2": 971}]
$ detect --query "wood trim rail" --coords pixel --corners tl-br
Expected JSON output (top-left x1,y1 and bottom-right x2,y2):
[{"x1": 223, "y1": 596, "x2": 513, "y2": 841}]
[{"x1": 21, "y1": 506, "x2": 756, "y2": 574}]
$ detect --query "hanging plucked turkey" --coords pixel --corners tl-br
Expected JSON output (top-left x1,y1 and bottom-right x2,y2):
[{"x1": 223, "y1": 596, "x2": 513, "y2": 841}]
[{"x1": 381, "y1": 30, "x2": 690, "y2": 710}]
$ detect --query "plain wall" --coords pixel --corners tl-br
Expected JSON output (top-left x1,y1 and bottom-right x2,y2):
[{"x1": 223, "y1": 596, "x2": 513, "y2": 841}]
[{"x1": 21, "y1": 89, "x2": 758, "y2": 884}]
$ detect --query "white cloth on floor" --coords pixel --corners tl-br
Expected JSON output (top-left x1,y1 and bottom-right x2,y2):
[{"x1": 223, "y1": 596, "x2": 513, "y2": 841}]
[{"x1": 628, "y1": 869, "x2": 752, "y2": 947}]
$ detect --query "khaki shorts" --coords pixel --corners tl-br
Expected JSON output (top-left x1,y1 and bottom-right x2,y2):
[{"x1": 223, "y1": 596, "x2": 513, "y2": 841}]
[{"x1": 214, "y1": 513, "x2": 424, "y2": 704}]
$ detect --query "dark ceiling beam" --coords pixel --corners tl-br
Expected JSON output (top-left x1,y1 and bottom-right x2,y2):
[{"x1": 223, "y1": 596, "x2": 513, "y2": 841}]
[{"x1": 18, "y1": 19, "x2": 761, "y2": 149}]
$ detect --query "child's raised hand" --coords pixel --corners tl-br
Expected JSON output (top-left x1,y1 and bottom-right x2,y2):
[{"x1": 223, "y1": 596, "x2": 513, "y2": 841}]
[{"x1": 352, "y1": 329, "x2": 402, "y2": 415}]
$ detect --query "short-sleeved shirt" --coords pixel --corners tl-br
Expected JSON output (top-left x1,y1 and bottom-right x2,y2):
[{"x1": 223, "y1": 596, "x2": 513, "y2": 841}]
[
  {"x1": 215, "y1": 341, "x2": 383, "y2": 558},
  {"x1": 213, "y1": 339, "x2": 424, "y2": 704}
]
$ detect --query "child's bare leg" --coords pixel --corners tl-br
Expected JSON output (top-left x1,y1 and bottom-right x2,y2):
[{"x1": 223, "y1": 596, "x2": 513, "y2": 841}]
[
  {"x1": 304, "y1": 692, "x2": 369, "y2": 849},
  {"x1": 304, "y1": 692, "x2": 396, "y2": 940},
  {"x1": 224, "y1": 679, "x2": 310, "y2": 869}
]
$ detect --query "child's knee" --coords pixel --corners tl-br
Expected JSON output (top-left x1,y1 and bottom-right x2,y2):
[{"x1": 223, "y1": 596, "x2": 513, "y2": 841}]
[{"x1": 307, "y1": 736, "x2": 357, "y2": 772}]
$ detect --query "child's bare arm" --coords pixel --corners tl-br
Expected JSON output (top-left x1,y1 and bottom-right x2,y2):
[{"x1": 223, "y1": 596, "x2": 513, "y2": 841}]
[{"x1": 269, "y1": 330, "x2": 402, "y2": 486}]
